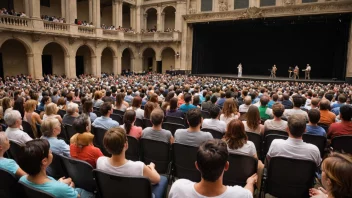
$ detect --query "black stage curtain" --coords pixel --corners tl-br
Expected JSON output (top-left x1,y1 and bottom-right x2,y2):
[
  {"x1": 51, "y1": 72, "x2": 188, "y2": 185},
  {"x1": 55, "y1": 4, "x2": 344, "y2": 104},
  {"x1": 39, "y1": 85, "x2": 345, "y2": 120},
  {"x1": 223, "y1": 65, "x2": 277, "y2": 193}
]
[{"x1": 192, "y1": 13, "x2": 351, "y2": 80}]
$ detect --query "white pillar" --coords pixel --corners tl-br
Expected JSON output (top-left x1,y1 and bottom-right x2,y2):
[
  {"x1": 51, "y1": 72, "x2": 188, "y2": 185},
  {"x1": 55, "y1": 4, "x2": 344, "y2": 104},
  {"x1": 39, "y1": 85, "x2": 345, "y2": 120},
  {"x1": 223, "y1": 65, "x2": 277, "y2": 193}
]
[
  {"x1": 93, "y1": 0, "x2": 101, "y2": 27},
  {"x1": 61, "y1": 0, "x2": 66, "y2": 20},
  {"x1": 69, "y1": 55, "x2": 76, "y2": 78},
  {"x1": 96, "y1": 0, "x2": 101, "y2": 28},
  {"x1": 157, "y1": 6, "x2": 162, "y2": 31},
  {"x1": 118, "y1": 1, "x2": 123, "y2": 27},
  {"x1": 96, "y1": 55, "x2": 101, "y2": 77},
  {"x1": 117, "y1": 56, "x2": 122, "y2": 74},
  {"x1": 136, "y1": 6, "x2": 141, "y2": 32},
  {"x1": 112, "y1": 0, "x2": 117, "y2": 27},
  {"x1": 29, "y1": 0, "x2": 40, "y2": 18},
  {"x1": 24, "y1": 0, "x2": 30, "y2": 17},
  {"x1": 113, "y1": 56, "x2": 118, "y2": 75},
  {"x1": 91, "y1": 56, "x2": 97, "y2": 76},
  {"x1": 27, "y1": 53, "x2": 35, "y2": 78},
  {"x1": 144, "y1": 13, "x2": 148, "y2": 30},
  {"x1": 66, "y1": 0, "x2": 77, "y2": 24},
  {"x1": 89, "y1": 0, "x2": 93, "y2": 23},
  {"x1": 130, "y1": 6, "x2": 135, "y2": 29},
  {"x1": 33, "y1": 52, "x2": 43, "y2": 79},
  {"x1": 64, "y1": 55, "x2": 70, "y2": 78}
]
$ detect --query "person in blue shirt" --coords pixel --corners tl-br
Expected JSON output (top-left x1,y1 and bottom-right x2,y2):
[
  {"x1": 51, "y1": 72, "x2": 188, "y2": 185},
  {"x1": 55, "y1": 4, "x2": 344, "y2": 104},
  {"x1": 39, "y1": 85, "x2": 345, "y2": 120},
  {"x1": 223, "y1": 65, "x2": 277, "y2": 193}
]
[
  {"x1": 179, "y1": 93, "x2": 197, "y2": 113},
  {"x1": 18, "y1": 139, "x2": 93, "y2": 198},
  {"x1": 306, "y1": 109, "x2": 326, "y2": 136},
  {"x1": 0, "y1": 132, "x2": 27, "y2": 177},
  {"x1": 215, "y1": 92, "x2": 226, "y2": 108},
  {"x1": 92, "y1": 102, "x2": 119, "y2": 130}
]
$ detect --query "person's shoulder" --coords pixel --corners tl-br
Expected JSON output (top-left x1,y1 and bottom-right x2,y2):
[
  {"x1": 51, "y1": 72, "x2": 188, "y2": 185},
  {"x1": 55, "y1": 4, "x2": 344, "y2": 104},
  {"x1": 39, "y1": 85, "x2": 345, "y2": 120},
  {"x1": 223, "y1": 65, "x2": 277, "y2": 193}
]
[
  {"x1": 225, "y1": 185, "x2": 252, "y2": 197},
  {"x1": 161, "y1": 129, "x2": 172, "y2": 135},
  {"x1": 175, "y1": 128, "x2": 186, "y2": 135},
  {"x1": 172, "y1": 178, "x2": 194, "y2": 187}
]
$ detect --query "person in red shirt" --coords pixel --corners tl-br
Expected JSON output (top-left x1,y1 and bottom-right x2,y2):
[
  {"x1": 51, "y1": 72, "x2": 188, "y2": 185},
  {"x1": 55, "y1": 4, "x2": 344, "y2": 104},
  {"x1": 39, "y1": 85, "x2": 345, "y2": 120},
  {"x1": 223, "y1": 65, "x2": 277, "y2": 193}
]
[
  {"x1": 70, "y1": 115, "x2": 103, "y2": 168},
  {"x1": 328, "y1": 105, "x2": 352, "y2": 139}
]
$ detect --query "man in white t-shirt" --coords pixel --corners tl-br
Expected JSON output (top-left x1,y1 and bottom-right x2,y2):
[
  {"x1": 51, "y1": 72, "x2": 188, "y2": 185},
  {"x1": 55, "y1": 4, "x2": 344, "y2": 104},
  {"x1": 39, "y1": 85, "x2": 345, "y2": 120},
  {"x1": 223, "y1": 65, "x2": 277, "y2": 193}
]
[
  {"x1": 283, "y1": 95, "x2": 308, "y2": 122},
  {"x1": 202, "y1": 106, "x2": 227, "y2": 133},
  {"x1": 239, "y1": 96, "x2": 252, "y2": 113},
  {"x1": 169, "y1": 139, "x2": 257, "y2": 198}
]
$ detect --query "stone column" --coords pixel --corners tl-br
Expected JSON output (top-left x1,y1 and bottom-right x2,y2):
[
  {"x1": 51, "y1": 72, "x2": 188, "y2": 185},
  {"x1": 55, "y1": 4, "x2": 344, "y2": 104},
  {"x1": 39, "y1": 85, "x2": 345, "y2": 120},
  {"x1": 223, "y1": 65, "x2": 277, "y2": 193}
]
[
  {"x1": 144, "y1": 13, "x2": 148, "y2": 30},
  {"x1": 24, "y1": 0, "x2": 30, "y2": 17},
  {"x1": 69, "y1": 54, "x2": 77, "y2": 78},
  {"x1": 27, "y1": 53, "x2": 35, "y2": 78},
  {"x1": 96, "y1": 55, "x2": 102, "y2": 77},
  {"x1": 96, "y1": 0, "x2": 101, "y2": 28},
  {"x1": 130, "y1": 6, "x2": 135, "y2": 29},
  {"x1": 29, "y1": 0, "x2": 40, "y2": 18},
  {"x1": 93, "y1": 0, "x2": 101, "y2": 27},
  {"x1": 112, "y1": 0, "x2": 118, "y2": 27},
  {"x1": 112, "y1": 56, "x2": 118, "y2": 75},
  {"x1": 213, "y1": 0, "x2": 219, "y2": 12},
  {"x1": 131, "y1": 58, "x2": 135, "y2": 73},
  {"x1": 136, "y1": 6, "x2": 141, "y2": 32},
  {"x1": 64, "y1": 55, "x2": 70, "y2": 78},
  {"x1": 117, "y1": 56, "x2": 122, "y2": 74},
  {"x1": 91, "y1": 55, "x2": 97, "y2": 76},
  {"x1": 157, "y1": 6, "x2": 162, "y2": 31},
  {"x1": 66, "y1": 0, "x2": 77, "y2": 24},
  {"x1": 118, "y1": 0, "x2": 123, "y2": 27},
  {"x1": 161, "y1": 12, "x2": 165, "y2": 32},
  {"x1": 89, "y1": 0, "x2": 93, "y2": 23},
  {"x1": 61, "y1": 0, "x2": 66, "y2": 20},
  {"x1": 345, "y1": 19, "x2": 352, "y2": 83},
  {"x1": 33, "y1": 52, "x2": 43, "y2": 79}
]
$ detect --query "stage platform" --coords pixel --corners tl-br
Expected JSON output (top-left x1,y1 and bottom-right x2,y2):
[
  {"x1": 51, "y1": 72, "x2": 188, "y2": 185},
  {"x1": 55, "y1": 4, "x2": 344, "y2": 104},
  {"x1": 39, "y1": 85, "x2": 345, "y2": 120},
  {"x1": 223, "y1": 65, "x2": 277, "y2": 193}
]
[{"x1": 193, "y1": 74, "x2": 345, "y2": 84}]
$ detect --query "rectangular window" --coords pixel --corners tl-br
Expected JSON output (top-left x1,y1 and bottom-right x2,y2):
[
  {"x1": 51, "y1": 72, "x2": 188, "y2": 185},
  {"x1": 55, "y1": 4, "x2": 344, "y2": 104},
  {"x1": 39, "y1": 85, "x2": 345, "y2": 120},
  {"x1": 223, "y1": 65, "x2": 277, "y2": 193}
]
[
  {"x1": 234, "y1": 0, "x2": 249, "y2": 9},
  {"x1": 40, "y1": 0, "x2": 50, "y2": 7},
  {"x1": 302, "y1": 0, "x2": 318, "y2": 3},
  {"x1": 201, "y1": 0, "x2": 213, "y2": 12},
  {"x1": 260, "y1": 0, "x2": 276, "y2": 7}
]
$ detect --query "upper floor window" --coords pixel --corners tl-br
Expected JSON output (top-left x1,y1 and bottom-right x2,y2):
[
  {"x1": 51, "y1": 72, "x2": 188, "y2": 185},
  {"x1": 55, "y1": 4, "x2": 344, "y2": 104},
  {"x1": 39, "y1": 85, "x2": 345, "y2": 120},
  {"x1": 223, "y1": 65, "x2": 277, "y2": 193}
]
[
  {"x1": 302, "y1": 0, "x2": 318, "y2": 3},
  {"x1": 260, "y1": 0, "x2": 276, "y2": 7},
  {"x1": 234, "y1": 0, "x2": 249, "y2": 9},
  {"x1": 201, "y1": 0, "x2": 213, "y2": 12}
]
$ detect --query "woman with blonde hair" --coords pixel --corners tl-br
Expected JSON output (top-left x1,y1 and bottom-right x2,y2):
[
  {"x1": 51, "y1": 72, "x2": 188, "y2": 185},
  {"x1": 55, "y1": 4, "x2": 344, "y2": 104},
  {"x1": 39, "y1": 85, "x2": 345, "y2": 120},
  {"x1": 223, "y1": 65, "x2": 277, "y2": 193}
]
[
  {"x1": 115, "y1": 92, "x2": 129, "y2": 111},
  {"x1": 43, "y1": 102, "x2": 62, "y2": 123},
  {"x1": 242, "y1": 105, "x2": 264, "y2": 134},
  {"x1": 93, "y1": 91, "x2": 104, "y2": 108},
  {"x1": 24, "y1": 99, "x2": 42, "y2": 138},
  {"x1": 220, "y1": 99, "x2": 240, "y2": 124},
  {"x1": 310, "y1": 152, "x2": 352, "y2": 198},
  {"x1": 41, "y1": 118, "x2": 70, "y2": 156}
]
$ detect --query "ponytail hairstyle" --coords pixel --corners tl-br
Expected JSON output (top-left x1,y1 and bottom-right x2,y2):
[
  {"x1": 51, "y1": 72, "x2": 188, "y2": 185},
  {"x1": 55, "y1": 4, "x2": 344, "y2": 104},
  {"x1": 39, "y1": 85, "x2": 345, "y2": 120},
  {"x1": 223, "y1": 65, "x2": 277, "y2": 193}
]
[{"x1": 123, "y1": 110, "x2": 136, "y2": 135}]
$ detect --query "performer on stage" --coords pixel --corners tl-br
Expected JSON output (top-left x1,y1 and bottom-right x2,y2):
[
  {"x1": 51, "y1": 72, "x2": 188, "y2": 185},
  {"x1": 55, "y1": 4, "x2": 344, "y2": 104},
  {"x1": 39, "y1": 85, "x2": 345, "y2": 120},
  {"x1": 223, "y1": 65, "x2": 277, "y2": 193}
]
[
  {"x1": 294, "y1": 65, "x2": 299, "y2": 79},
  {"x1": 305, "y1": 64, "x2": 311, "y2": 79},
  {"x1": 237, "y1": 63, "x2": 242, "y2": 77},
  {"x1": 288, "y1": 66, "x2": 293, "y2": 78},
  {"x1": 271, "y1": 65, "x2": 277, "y2": 78}
]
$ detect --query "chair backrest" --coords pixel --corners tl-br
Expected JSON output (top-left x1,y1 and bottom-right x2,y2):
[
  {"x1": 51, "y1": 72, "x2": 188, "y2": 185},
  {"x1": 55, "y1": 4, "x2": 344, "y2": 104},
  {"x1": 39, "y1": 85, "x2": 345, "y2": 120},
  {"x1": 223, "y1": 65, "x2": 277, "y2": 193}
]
[
  {"x1": 302, "y1": 134, "x2": 327, "y2": 157},
  {"x1": 126, "y1": 135, "x2": 140, "y2": 161},
  {"x1": 18, "y1": 181, "x2": 54, "y2": 198},
  {"x1": 8, "y1": 140, "x2": 24, "y2": 163},
  {"x1": 263, "y1": 134, "x2": 288, "y2": 158},
  {"x1": 264, "y1": 130, "x2": 288, "y2": 137},
  {"x1": 317, "y1": 123, "x2": 329, "y2": 133},
  {"x1": 143, "y1": 118, "x2": 153, "y2": 128},
  {"x1": 246, "y1": 132, "x2": 262, "y2": 159},
  {"x1": 223, "y1": 153, "x2": 258, "y2": 187},
  {"x1": 110, "y1": 113, "x2": 123, "y2": 125},
  {"x1": 201, "y1": 128, "x2": 224, "y2": 139},
  {"x1": 57, "y1": 109, "x2": 66, "y2": 118},
  {"x1": 164, "y1": 116, "x2": 185, "y2": 126},
  {"x1": 265, "y1": 157, "x2": 316, "y2": 198},
  {"x1": 93, "y1": 110, "x2": 101, "y2": 117},
  {"x1": 140, "y1": 139, "x2": 171, "y2": 174},
  {"x1": 331, "y1": 135, "x2": 352, "y2": 154},
  {"x1": 201, "y1": 110, "x2": 210, "y2": 119},
  {"x1": 93, "y1": 169, "x2": 152, "y2": 198},
  {"x1": 113, "y1": 109, "x2": 125, "y2": 116},
  {"x1": 135, "y1": 118, "x2": 144, "y2": 128},
  {"x1": 0, "y1": 168, "x2": 19, "y2": 198},
  {"x1": 21, "y1": 121, "x2": 35, "y2": 139},
  {"x1": 92, "y1": 126, "x2": 110, "y2": 156},
  {"x1": 172, "y1": 143, "x2": 201, "y2": 182},
  {"x1": 59, "y1": 155, "x2": 96, "y2": 193},
  {"x1": 47, "y1": 152, "x2": 67, "y2": 180},
  {"x1": 162, "y1": 122, "x2": 185, "y2": 136},
  {"x1": 63, "y1": 124, "x2": 76, "y2": 140}
]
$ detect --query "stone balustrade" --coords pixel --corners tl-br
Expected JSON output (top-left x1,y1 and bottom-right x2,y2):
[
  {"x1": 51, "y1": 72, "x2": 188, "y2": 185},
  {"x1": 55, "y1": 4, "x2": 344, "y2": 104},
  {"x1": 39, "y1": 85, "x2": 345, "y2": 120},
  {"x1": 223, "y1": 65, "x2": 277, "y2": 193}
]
[
  {"x1": 44, "y1": 21, "x2": 69, "y2": 32},
  {"x1": 78, "y1": 26, "x2": 96, "y2": 34},
  {"x1": 0, "y1": 15, "x2": 30, "y2": 27}
]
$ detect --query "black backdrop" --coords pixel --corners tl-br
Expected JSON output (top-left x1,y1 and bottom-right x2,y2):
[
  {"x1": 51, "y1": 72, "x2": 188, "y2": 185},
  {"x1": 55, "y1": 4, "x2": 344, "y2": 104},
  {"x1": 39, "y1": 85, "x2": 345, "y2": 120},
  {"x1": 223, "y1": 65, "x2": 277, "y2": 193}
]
[{"x1": 192, "y1": 14, "x2": 351, "y2": 80}]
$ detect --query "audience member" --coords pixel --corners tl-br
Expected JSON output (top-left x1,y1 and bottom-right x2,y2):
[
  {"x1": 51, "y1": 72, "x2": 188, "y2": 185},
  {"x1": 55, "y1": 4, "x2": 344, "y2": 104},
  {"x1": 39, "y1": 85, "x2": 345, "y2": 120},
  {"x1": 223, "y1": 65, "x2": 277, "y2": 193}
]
[
  {"x1": 282, "y1": 93, "x2": 293, "y2": 109},
  {"x1": 82, "y1": 99, "x2": 97, "y2": 122},
  {"x1": 166, "y1": 97, "x2": 184, "y2": 118},
  {"x1": 331, "y1": 94, "x2": 347, "y2": 116},
  {"x1": 142, "y1": 109, "x2": 174, "y2": 143},
  {"x1": 319, "y1": 99, "x2": 336, "y2": 126},
  {"x1": 283, "y1": 95, "x2": 309, "y2": 121},
  {"x1": 115, "y1": 92, "x2": 129, "y2": 111},
  {"x1": 62, "y1": 103, "x2": 79, "y2": 126},
  {"x1": 328, "y1": 105, "x2": 352, "y2": 139},
  {"x1": 92, "y1": 102, "x2": 119, "y2": 130},
  {"x1": 43, "y1": 102, "x2": 63, "y2": 123},
  {"x1": 258, "y1": 95, "x2": 273, "y2": 120},
  {"x1": 179, "y1": 93, "x2": 196, "y2": 113},
  {"x1": 305, "y1": 97, "x2": 320, "y2": 111},
  {"x1": 306, "y1": 109, "x2": 326, "y2": 136},
  {"x1": 239, "y1": 96, "x2": 252, "y2": 113},
  {"x1": 202, "y1": 106, "x2": 226, "y2": 133},
  {"x1": 264, "y1": 103, "x2": 287, "y2": 132},
  {"x1": 243, "y1": 106, "x2": 264, "y2": 135},
  {"x1": 5, "y1": 110, "x2": 32, "y2": 144},
  {"x1": 220, "y1": 99, "x2": 240, "y2": 124},
  {"x1": 120, "y1": 110, "x2": 143, "y2": 139},
  {"x1": 126, "y1": 96, "x2": 144, "y2": 119},
  {"x1": 24, "y1": 99, "x2": 42, "y2": 138}
]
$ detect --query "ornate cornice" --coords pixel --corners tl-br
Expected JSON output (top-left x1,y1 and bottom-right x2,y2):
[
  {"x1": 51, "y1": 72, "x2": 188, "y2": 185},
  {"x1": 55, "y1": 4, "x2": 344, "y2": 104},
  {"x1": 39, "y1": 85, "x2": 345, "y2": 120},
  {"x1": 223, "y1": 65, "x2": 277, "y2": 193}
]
[{"x1": 183, "y1": 1, "x2": 352, "y2": 23}]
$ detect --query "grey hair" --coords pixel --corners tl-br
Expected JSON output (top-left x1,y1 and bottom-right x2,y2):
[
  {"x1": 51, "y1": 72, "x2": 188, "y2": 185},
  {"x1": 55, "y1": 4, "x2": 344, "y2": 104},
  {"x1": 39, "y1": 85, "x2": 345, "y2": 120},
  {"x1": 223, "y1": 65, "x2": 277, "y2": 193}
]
[
  {"x1": 66, "y1": 103, "x2": 79, "y2": 115},
  {"x1": 0, "y1": 132, "x2": 8, "y2": 146},
  {"x1": 4, "y1": 110, "x2": 21, "y2": 127}
]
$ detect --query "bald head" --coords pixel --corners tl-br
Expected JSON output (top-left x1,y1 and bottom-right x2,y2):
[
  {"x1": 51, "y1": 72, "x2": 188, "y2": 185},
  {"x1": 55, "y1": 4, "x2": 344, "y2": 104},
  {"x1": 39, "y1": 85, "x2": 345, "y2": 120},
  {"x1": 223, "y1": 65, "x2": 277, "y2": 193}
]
[
  {"x1": 311, "y1": 98, "x2": 320, "y2": 108},
  {"x1": 260, "y1": 95, "x2": 269, "y2": 106},
  {"x1": 244, "y1": 96, "x2": 252, "y2": 105}
]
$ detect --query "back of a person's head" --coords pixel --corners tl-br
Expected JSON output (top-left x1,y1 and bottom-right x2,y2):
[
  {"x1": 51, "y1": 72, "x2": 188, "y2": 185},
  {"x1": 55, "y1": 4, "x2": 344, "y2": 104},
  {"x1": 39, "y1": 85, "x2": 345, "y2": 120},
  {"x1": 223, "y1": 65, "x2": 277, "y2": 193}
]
[
  {"x1": 292, "y1": 95, "x2": 303, "y2": 107},
  {"x1": 322, "y1": 152, "x2": 352, "y2": 198},
  {"x1": 83, "y1": 99, "x2": 93, "y2": 113},
  {"x1": 338, "y1": 94, "x2": 347, "y2": 103},
  {"x1": 225, "y1": 91, "x2": 232, "y2": 98},
  {"x1": 220, "y1": 91, "x2": 225, "y2": 98},
  {"x1": 18, "y1": 139, "x2": 50, "y2": 176},
  {"x1": 132, "y1": 96, "x2": 142, "y2": 108},
  {"x1": 325, "y1": 93, "x2": 334, "y2": 102},
  {"x1": 272, "y1": 103, "x2": 284, "y2": 118},
  {"x1": 0, "y1": 132, "x2": 8, "y2": 148},
  {"x1": 246, "y1": 105, "x2": 260, "y2": 130},
  {"x1": 260, "y1": 95, "x2": 269, "y2": 106},
  {"x1": 45, "y1": 102, "x2": 57, "y2": 116},
  {"x1": 197, "y1": 139, "x2": 228, "y2": 182},
  {"x1": 66, "y1": 102, "x2": 79, "y2": 115},
  {"x1": 222, "y1": 99, "x2": 237, "y2": 117},
  {"x1": 272, "y1": 94, "x2": 278, "y2": 102},
  {"x1": 100, "y1": 102, "x2": 112, "y2": 116},
  {"x1": 169, "y1": 97, "x2": 178, "y2": 110},
  {"x1": 244, "y1": 96, "x2": 252, "y2": 105},
  {"x1": 41, "y1": 118, "x2": 60, "y2": 137},
  {"x1": 184, "y1": 93, "x2": 192, "y2": 103},
  {"x1": 340, "y1": 105, "x2": 352, "y2": 121},
  {"x1": 319, "y1": 99, "x2": 330, "y2": 110},
  {"x1": 210, "y1": 95, "x2": 217, "y2": 104},
  {"x1": 187, "y1": 108, "x2": 202, "y2": 128},
  {"x1": 104, "y1": 127, "x2": 126, "y2": 155},
  {"x1": 73, "y1": 114, "x2": 89, "y2": 133},
  {"x1": 283, "y1": 93, "x2": 289, "y2": 100},
  {"x1": 209, "y1": 106, "x2": 220, "y2": 119},
  {"x1": 66, "y1": 93, "x2": 73, "y2": 101},
  {"x1": 287, "y1": 114, "x2": 306, "y2": 138},
  {"x1": 4, "y1": 110, "x2": 21, "y2": 127},
  {"x1": 123, "y1": 110, "x2": 136, "y2": 134},
  {"x1": 150, "y1": 108, "x2": 164, "y2": 126},
  {"x1": 308, "y1": 109, "x2": 320, "y2": 124},
  {"x1": 311, "y1": 97, "x2": 320, "y2": 106},
  {"x1": 224, "y1": 119, "x2": 247, "y2": 150}
]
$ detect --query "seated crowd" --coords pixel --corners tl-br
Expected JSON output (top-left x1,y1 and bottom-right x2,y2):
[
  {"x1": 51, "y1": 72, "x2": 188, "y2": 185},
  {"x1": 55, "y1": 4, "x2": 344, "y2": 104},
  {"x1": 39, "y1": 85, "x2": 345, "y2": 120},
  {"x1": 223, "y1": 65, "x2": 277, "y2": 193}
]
[
  {"x1": 41, "y1": 15, "x2": 65, "y2": 23},
  {"x1": 0, "y1": 73, "x2": 351, "y2": 198},
  {"x1": 0, "y1": 8, "x2": 26, "y2": 17}
]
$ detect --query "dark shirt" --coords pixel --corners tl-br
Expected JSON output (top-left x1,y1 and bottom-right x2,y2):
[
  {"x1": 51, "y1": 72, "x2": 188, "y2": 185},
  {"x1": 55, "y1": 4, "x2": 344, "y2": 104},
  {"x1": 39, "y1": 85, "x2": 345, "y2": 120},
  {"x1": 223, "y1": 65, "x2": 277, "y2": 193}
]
[
  {"x1": 62, "y1": 115, "x2": 78, "y2": 126},
  {"x1": 282, "y1": 100, "x2": 293, "y2": 109},
  {"x1": 166, "y1": 109, "x2": 184, "y2": 118}
]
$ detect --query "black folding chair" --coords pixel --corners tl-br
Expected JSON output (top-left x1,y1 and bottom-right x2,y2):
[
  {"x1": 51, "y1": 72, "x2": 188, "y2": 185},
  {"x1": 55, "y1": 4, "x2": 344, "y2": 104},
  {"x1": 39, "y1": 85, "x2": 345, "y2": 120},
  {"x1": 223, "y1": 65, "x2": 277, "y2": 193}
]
[
  {"x1": 303, "y1": 134, "x2": 327, "y2": 157},
  {"x1": 317, "y1": 123, "x2": 329, "y2": 133},
  {"x1": 21, "y1": 121, "x2": 36, "y2": 139},
  {"x1": 164, "y1": 116, "x2": 185, "y2": 126},
  {"x1": 201, "y1": 128, "x2": 224, "y2": 139},
  {"x1": 246, "y1": 132, "x2": 263, "y2": 159},
  {"x1": 59, "y1": 155, "x2": 96, "y2": 193},
  {"x1": 126, "y1": 135, "x2": 140, "y2": 161},
  {"x1": 201, "y1": 110, "x2": 210, "y2": 119},
  {"x1": 8, "y1": 141, "x2": 24, "y2": 163},
  {"x1": 93, "y1": 110, "x2": 101, "y2": 117},
  {"x1": 92, "y1": 126, "x2": 110, "y2": 156},
  {"x1": 264, "y1": 130, "x2": 288, "y2": 137},
  {"x1": 261, "y1": 157, "x2": 316, "y2": 198},
  {"x1": 93, "y1": 169, "x2": 153, "y2": 198},
  {"x1": 0, "y1": 168, "x2": 20, "y2": 198},
  {"x1": 172, "y1": 143, "x2": 201, "y2": 182},
  {"x1": 47, "y1": 152, "x2": 67, "y2": 180},
  {"x1": 113, "y1": 109, "x2": 125, "y2": 116},
  {"x1": 162, "y1": 122, "x2": 185, "y2": 136},
  {"x1": 63, "y1": 124, "x2": 76, "y2": 140},
  {"x1": 223, "y1": 153, "x2": 258, "y2": 187},
  {"x1": 331, "y1": 135, "x2": 352, "y2": 154},
  {"x1": 57, "y1": 109, "x2": 66, "y2": 118},
  {"x1": 135, "y1": 118, "x2": 144, "y2": 128},
  {"x1": 19, "y1": 181, "x2": 54, "y2": 198},
  {"x1": 263, "y1": 134, "x2": 288, "y2": 158},
  {"x1": 143, "y1": 118, "x2": 153, "y2": 128},
  {"x1": 110, "y1": 113, "x2": 123, "y2": 125},
  {"x1": 140, "y1": 139, "x2": 171, "y2": 174}
]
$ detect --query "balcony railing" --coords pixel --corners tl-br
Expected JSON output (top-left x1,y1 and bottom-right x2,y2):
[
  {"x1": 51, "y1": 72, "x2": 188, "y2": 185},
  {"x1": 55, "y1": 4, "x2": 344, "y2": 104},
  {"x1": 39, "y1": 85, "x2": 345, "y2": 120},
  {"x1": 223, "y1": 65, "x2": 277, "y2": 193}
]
[
  {"x1": 102, "y1": 29, "x2": 119, "y2": 36},
  {"x1": 44, "y1": 21, "x2": 69, "y2": 32},
  {"x1": 0, "y1": 15, "x2": 30, "y2": 27},
  {"x1": 78, "y1": 26, "x2": 95, "y2": 34}
]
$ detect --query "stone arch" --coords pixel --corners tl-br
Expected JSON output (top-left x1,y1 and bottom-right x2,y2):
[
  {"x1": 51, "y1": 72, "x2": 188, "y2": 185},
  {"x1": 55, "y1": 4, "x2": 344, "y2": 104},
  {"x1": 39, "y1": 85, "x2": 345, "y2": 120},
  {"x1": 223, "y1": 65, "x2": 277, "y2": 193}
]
[
  {"x1": 73, "y1": 43, "x2": 96, "y2": 56},
  {"x1": 101, "y1": 47, "x2": 115, "y2": 74},
  {"x1": 0, "y1": 36, "x2": 32, "y2": 54},
  {"x1": 142, "y1": 47, "x2": 156, "y2": 72},
  {"x1": 121, "y1": 47, "x2": 134, "y2": 72},
  {"x1": 141, "y1": 46, "x2": 158, "y2": 57},
  {"x1": 75, "y1": 45, "x2": 95, "y2": 76},
  {"x1": 99, "y1": 45, "x2": 117, "y2": 57},
  {"x1": 161, "y1": 47, "x2": 176, "y2": 73},
  {"x1": 144, "y1": 7, "x2": 158, "y2": 14},
  {"x1": 162, "y1": 5, "x2": 177, "y2": 12},
  {"x1": 42, "y1": 42, "x2": 67, "y2": 76},
  {"x1": 163, "y1": 6, "x2": 176, "y2": 31},
  {"x1": 40, "y1": 40, "x2": 69, "y2": 56},
  {"x1": 145, "y1": 8, "x2": 157, "y2": 30},
  {"x1": 119, "y1": 45, "x2": 136, "y2": 58}
]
